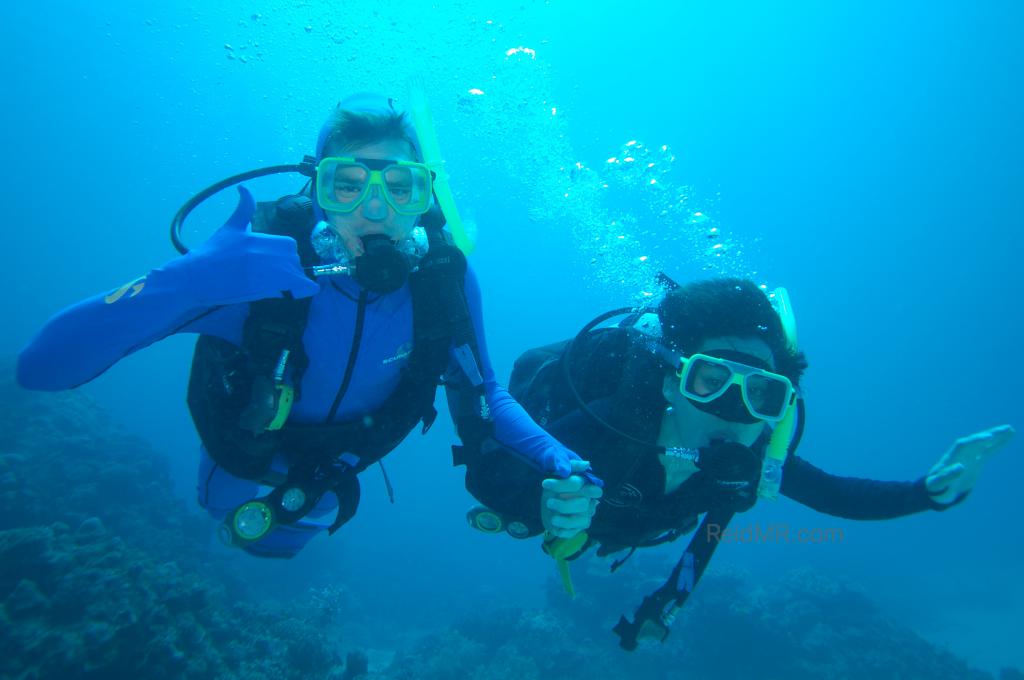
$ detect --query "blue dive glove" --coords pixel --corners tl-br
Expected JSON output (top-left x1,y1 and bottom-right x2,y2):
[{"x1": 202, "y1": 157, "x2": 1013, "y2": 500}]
[
  {"x1": 530, "y1": 442, "x2": 603, "y2": 486},
  {"x1": 171, "y1": 185, "x2": 320, "y2": 306},
  {"x1": 17, "y1": 186, "x2": 319, "y2": 391}
]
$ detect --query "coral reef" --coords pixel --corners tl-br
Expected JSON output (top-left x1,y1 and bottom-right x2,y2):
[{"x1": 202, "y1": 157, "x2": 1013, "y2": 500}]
[
  {"x1": 0, "y1": 522, "x2": 344, "y2": 679},
  {"x1": 0, "y1": 374, "x2": 205, "y2": 555},
  {"x1": 0, "y1": 370, "x2": 352, "y2": 680},
  {"x1": 376, "y1": 555, "x2": 999, "y2": 680}
]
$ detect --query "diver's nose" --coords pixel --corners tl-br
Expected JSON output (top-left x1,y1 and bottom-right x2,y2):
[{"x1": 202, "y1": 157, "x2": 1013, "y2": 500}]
[{"x1": 360, "y1": 185, "x2": 388, "y2": 221}]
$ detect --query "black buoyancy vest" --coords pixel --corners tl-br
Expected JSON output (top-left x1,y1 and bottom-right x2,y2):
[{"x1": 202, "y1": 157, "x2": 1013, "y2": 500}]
[
  {"x1": 508, "y1": 326, "x2": 634, "y2": 428},
  {"x1": 186, "y1": 195, "x2": 480, "y2": 481},
  {"x1": 509, "y1": 324, "x2": 667, "y2": 453},
  {"x1": 508, "y1": 324, "x2": 699, "y2": 540}
]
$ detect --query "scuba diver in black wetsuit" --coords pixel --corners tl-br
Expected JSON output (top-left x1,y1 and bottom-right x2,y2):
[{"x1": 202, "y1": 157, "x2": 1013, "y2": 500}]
[{"x1": 460, "y1": 277, "x2": 1015, "y2": 649}]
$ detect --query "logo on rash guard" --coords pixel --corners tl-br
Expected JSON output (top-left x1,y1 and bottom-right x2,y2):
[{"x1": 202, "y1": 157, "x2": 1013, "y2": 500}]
[
  {"x1": 382, "y1": 342, "x2": 413, "y2": 366},
  {"x1": 104, "y1": 277, "x2": 146, "y2": 304}
]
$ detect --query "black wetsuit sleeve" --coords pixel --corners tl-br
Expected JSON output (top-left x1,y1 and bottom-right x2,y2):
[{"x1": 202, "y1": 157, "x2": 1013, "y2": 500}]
[{"x1": 780, "y1": 454, "x2": 957, "y2": 519}]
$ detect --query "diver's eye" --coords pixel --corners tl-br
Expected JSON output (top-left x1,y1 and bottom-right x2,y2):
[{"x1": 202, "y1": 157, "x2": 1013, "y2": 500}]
[
  {"x1": 387, "y1": 185, "x2": 412, "y2": 202},
  {"x1": 695, "y1": 362, "x2": 730, "y2": 393},
  {"x1": 334, "y1": 183, "x2": 363, "y2": 199},
  {"x1": 702, "y1": 376, "x2": 725, "y2": 392}
]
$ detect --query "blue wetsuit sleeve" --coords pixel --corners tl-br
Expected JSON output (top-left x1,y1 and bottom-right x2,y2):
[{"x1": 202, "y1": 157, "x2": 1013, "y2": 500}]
[
  {"x1": 459, "y1": 266, "x2": 582, "y2": 480},
  {"x1": 18, "y1": 186, "x2": 321, "y2": 391},
  {"x1": 780, "y1": 454, "x2": 955, "y2": 519},
  {"x1": 16, "y1": 262, "x2": 241, "y2": 391}
]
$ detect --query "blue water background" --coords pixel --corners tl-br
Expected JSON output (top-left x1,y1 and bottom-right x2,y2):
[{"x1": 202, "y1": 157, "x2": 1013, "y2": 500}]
[{"x1": 1, "y1": 1, "x2": 1021, "y2": 671}]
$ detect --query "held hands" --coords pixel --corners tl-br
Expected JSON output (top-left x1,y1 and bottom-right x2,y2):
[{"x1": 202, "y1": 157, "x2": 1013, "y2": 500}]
[
  {"x1": 926, "y1": 424, "x2": 1015, "y2": 505},
  {"x1": 184, "y1": 186, "x2": 320, "y2": 305},
  {"x1": 541, "y1": 460, "x2": 603, "y2": 539}
]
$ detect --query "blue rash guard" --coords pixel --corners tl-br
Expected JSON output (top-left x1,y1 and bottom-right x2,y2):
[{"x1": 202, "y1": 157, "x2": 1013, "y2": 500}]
[{"x1": 17, "y1": 250, "x2": 578, "y2": 557}]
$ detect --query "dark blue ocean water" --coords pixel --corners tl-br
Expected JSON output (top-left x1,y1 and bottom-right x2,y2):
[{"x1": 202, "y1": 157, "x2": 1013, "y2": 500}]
[{"x1": 2, "y1": 1, "x2": 1021, "y2": 673}]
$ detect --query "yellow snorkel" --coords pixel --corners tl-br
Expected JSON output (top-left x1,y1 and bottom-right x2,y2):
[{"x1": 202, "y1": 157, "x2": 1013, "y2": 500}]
[
  {"x1": 771, "y1": 286, "x2": 799, "y2": 354},
  {"x1": 758, "y1": 287, "x2": 801, "y2": 500},
  {"x1": 407, "y1": 78, "x2": 476, "y2": 255}
]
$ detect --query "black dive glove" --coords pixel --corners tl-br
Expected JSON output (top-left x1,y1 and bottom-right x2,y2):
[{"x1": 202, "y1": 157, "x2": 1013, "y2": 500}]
[{"x1": 696, "y1": 441, "x2": 762, "y2": 513}]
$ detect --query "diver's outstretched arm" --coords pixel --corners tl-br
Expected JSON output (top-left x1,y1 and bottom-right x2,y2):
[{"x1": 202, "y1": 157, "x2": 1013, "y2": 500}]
[
  {"x1": 17, "y1": 186, "x2": 318, "y2": 390},
  {"x1": 781, "y1": 456, "x2": 946, "y2": 519},
  {"x1": 780, "y1": 424, "x2": 1014, "y2": 518}
]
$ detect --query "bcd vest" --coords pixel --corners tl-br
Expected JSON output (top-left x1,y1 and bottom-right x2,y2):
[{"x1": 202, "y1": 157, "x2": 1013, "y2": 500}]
[{"x1": 187, "y1": 194, "x2": 485, "y2": 482}]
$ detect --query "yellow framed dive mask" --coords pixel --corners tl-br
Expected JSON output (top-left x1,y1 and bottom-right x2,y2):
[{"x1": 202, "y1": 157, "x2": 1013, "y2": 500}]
[
  {"x1": 315, "y1": 156, "x2": 434, "y2": 216},
  {"x1": 676, "y1": 353, "x2": 795, "y2": 423}
]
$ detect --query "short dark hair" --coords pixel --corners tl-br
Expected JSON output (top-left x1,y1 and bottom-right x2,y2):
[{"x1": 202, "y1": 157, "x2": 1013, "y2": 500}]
[
  {"x1": 657, "y1": 278, "x2": 808, "y2": 386},
  {"x1": 321, "y1": 110, "x2": 418, "y2": 158}
]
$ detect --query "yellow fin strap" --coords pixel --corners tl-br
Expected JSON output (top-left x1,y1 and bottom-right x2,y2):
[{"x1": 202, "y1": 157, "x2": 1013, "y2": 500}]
[{"x1": 544, "y1": 532, "x2": 589, "y2": 598}]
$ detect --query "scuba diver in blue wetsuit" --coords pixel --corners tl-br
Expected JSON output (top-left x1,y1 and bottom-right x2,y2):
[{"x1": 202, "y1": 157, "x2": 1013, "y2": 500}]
[
  {"x1": 17, "y1": 90, "x2": 591, "y2": 558},
  {"x1": 461, "y1": 277, "x2": 1015, "y2": 648}
]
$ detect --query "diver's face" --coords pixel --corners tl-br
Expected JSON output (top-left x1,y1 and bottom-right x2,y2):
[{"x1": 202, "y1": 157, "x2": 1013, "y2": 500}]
[
  {"x1": 662, "y1": 336, "x2": 774, "y2": 448},
  {"x1": 324, "y1": 138, "x2": 420, "y2": 257}
]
